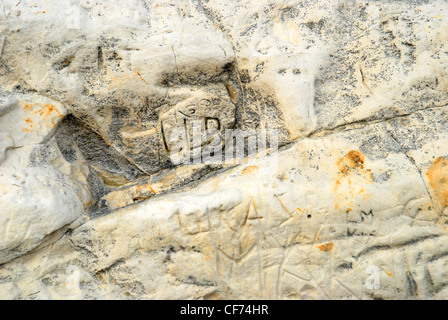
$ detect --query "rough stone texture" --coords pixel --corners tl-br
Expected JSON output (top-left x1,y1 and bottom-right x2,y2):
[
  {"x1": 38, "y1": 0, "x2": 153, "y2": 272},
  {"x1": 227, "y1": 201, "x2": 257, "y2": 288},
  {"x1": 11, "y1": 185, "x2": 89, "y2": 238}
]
[{"x1": 0, "y1": 0, "x2": 448, "y2": 299}]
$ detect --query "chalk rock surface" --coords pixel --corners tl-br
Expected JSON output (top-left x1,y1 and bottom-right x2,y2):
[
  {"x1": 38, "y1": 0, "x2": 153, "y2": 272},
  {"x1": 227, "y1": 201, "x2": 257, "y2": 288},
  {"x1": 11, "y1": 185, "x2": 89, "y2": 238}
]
[{"x1": 0, "y1": 0, "x2": 447, "y2": 299}]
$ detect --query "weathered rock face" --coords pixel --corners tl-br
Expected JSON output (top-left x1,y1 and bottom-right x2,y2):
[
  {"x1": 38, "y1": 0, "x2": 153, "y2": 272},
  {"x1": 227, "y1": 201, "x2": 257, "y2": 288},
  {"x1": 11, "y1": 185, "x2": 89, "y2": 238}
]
[{"x1": 0, "y1": 0, "x2": 447, "y2": 300}]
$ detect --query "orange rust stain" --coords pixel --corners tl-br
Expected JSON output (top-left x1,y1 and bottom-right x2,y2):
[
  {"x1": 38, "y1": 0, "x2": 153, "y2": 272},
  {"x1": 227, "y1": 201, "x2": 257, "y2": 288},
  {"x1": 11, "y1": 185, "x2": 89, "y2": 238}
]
[
  {"x1": 136, "y1": 183, "x2": 156, "y2": 194},
  {"x1": 427, "y1": 157, "x2": 448, "y2": 209},
  {"x1": 109, "y1": 74, "x2": 133, "y2": 86},
  {"x1": 212, "y1": 23, "x2": 222, "y2": 33},
  {"x1": 296, "y1": 207, "x2": 312, "y2": 218},
  {"x1": 36, "y1": 104, "x2": 63, "y2": 119},
  {"x1": 334, "y1": 199, "x2": 354, "y2": 210},
  {"x1": 335, "y1": 150, "x2": 374, "y2": 185},
  {"x1": 203, "y1": 248, "x2": 213, "y2": 261},
  {"x1": 242, "y1": 165, "x2": 259, "y2": 176},
  {"x1": 84, "y1": 200, "x2": 92, "y2": 208},
  {"x1": 384, "y1": 270, "x2": 393, "y2": 277},
  {"x1": 24, "y1": 103, "x2": 34, "y2": 111},
  {"x1": 334, "y1": 150, "x2": 374, "y2": 212},
  {"x1": 24, "y1": 117, "x2": 34, "y2": 132},
  {"x1": 62, "y1": 56, "x2": 73, "y2": 66},
  {"x1": 315, "y1": 242, "x2": 334, "y2": 252},
  {"x1": 337, "y1": 150, "x2": 365, "y2": 175},
  {"x1": 136, "y1": 70, "x2": 147, "y2": 84},
  {"x1": 26, "y1": 103, "x2": 63, "y2": 118},
  {"x1": 23, "y1": 103, "x2": 64, "y2": 132},
  {"x1": 136, "y1": 110, "x2": 142, "y2": 126}
]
